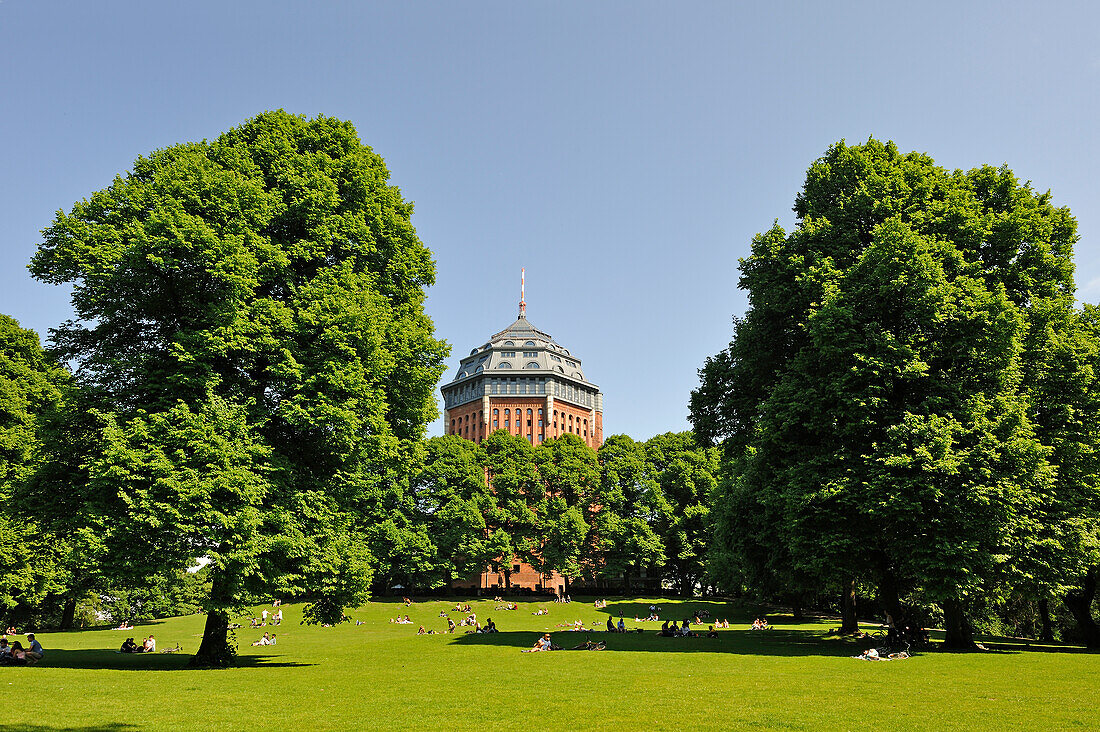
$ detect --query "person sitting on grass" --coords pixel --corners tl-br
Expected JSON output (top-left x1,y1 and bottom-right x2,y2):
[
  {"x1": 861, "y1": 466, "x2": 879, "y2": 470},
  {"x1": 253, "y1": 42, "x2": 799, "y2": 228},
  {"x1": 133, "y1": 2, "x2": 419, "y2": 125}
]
[
  {"x1": 528, "y1": 633, "x2": 553, "y2": 652},
  {"x1": 681, "y1": 619, "x2": 691, "y2": 636},
  {"x1": 417, "y1": 626, "x2": 427, "y2": 635},
  {"x1": 4, "y1": 641, "x2": 27, "y2": 665},
  {"x1": 483, "y1": 618, "x2": 497, "y2": 633},
  {"x1": 141, "y1": 635, "x2": 155, "y2": 653},
  {"x1": 0, "y1": 638, "x2": 10, "y2": 660},
  {"x1": 617, "y1": 617, "x2": 626, "y2": 632},
  {"x1": 5, "y1": 626, "x2": 16, "y2": 636},
  {"x1": 706, "y1": 625, "x2": 719, "y2": 639},
  {"x1": 447, "y1": 619, "x2": 456, "y2": 634},
  {"x1": 120, "y1": 637, "x2": 138, "y2": 653},
  {"x1": 606, "y1": 616, "x2": 615, "y2": 633},
  {"x1": 252, "y1": 632, "x2": 273, "y2": 646}
]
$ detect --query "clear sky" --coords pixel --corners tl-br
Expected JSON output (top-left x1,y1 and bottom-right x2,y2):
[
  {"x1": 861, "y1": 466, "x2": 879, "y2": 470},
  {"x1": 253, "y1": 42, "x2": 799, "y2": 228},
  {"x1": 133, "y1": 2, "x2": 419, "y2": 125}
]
[{"x1": 2, "y1": 1, "x2": 1098, "y2": 440}]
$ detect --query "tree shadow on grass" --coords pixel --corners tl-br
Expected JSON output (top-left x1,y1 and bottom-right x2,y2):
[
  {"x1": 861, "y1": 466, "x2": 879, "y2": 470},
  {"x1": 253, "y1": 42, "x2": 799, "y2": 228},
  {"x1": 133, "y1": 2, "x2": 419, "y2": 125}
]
[
  {"x1": 19, "y1": 649, "x2": 312, "y2": 671},
  {"x1": 449, "y1": 628, "x2": 867, "y2": 657},
  {"x1": 0, "y1": 725, "x2": 140, "y2": 732}
]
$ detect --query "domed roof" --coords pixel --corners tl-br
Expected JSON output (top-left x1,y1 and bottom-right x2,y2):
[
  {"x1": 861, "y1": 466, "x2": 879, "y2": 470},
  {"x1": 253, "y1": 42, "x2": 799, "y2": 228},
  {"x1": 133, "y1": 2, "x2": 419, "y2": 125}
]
[
  {"x1": 447, "y1": 313, "x2": 594, "y2": 386},
  {"x1": 445, "y1": 270, "x2": 599, "y2": 394}
]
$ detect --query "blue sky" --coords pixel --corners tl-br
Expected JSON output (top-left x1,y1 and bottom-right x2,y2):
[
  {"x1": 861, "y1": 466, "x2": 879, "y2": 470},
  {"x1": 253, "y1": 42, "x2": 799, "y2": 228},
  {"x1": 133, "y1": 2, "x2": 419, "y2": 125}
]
[{"x1": 2, "y1": 1, "x2": 1098, "y2": 439}]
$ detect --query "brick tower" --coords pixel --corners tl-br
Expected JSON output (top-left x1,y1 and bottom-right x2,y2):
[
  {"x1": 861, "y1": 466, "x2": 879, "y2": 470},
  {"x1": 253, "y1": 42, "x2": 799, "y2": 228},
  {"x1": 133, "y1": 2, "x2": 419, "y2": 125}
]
[{"x1": 441, "y1": 271, "x2": 604, "y2": 594}]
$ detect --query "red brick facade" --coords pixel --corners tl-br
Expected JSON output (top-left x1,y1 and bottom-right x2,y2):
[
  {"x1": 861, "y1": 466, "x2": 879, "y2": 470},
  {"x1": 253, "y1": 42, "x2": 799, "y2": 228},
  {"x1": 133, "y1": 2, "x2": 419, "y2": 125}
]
[{"x1": 446, "y1": 395, "x2": 602, "y2": 450}]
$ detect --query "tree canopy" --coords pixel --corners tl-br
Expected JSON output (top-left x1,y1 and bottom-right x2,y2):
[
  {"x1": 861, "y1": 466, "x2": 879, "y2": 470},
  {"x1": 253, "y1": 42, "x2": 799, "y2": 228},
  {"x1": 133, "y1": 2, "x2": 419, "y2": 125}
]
[
  {"x1": 29, "y1": 111, "x2": 448, "y2": 664},
  {"x1": 692, "y1": 139, "x2": 1100, "y2": 647}
]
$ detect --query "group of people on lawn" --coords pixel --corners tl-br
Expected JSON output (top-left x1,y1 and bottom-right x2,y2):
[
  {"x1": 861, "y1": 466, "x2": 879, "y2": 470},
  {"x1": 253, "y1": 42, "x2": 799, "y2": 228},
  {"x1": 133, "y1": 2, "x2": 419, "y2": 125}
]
[
  {"x1": 0, "y1": 634, "x2": 44, "y2": 665},
  {"x1": 119, "y1": 635, "x2": 156, "y2": 653}
]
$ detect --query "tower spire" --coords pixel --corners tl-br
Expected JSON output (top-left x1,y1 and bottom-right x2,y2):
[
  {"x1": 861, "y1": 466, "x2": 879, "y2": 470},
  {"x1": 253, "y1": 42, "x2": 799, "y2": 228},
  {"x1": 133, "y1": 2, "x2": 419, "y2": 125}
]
[{"x1": 519, "y1": 267, "x2": 526, "y2": 318}]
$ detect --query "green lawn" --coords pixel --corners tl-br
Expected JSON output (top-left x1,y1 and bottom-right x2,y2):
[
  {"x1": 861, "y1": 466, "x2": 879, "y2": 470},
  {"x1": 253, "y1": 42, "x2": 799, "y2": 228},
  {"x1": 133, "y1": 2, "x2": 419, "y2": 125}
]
[{"x1": 2, "y1": 597, "x2": 1096, "y2": 731}]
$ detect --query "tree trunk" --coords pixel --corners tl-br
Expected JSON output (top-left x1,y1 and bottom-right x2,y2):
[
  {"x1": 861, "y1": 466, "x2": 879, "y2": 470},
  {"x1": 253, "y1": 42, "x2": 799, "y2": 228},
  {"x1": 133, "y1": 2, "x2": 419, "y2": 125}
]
[
  {"x1": 791, "y1": 599, "x2": 803, "y2": 622},
  {"x1": 942, "y1": 597, "x2": 977, "y2": 650},
  {"x1": 878, "y1": 574, "x2": 904, "y2": 628},
  {"x1": 1063, "y1": 567, "x2": 1100, "y2": 649},
  {"x1": 1038, "y1": 597, "x2": 1054, "y2": 643},
  {"x1": 59, "y1": 596, "x2": 77, "y2": 630},
  {"x1": 839, "y1": 579, "x2": 859, "y2": 634},
  {"x1": 503, "y1": 569, "x2": 512, "y2": 590},
  {"x1": 189, "y1": 572, "x2": 235, "y2": 667}
]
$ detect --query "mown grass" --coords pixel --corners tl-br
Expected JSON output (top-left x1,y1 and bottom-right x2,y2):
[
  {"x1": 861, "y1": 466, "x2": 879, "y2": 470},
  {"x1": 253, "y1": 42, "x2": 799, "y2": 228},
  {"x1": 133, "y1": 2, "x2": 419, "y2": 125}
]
[{"x1": 1, "y1": 597, "x2": 1096, "y2": 731}]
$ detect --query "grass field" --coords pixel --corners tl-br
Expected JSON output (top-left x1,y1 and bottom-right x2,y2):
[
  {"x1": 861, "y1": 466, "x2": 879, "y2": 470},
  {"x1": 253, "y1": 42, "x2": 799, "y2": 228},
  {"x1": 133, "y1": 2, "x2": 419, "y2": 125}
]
[{"x1": 1, "y1": 596, "x2": 1097, "y2": 731}]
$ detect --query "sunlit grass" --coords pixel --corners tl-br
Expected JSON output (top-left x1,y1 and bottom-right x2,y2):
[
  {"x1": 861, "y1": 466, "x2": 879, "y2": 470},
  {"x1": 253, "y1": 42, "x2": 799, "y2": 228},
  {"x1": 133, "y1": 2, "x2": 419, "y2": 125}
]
[{"x1": 2, "y1": 596, "x2": 1096, "y2": 731}]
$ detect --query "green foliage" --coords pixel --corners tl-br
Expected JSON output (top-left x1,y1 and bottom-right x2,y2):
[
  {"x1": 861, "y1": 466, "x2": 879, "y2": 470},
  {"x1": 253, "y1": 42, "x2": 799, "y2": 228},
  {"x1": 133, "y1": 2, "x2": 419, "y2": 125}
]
[
  {"x1": 692, "y1": 138, "x2": 1097, "y2": 642},
  {"x1": 29, "y1": 111, "x2": 448, "y2": 661}
]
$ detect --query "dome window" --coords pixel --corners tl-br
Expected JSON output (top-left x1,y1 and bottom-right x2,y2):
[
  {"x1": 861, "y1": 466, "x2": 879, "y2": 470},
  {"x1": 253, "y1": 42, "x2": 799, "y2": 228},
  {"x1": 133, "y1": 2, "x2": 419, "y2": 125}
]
[
  {"x1": 504, "y1": 340, "x2": 515, "y2": 346},
  {"x1": 496, "y1": 362, "x2": 513, "y2": 369},
  {"x1": 524, "y1": 341, "x2": 536, "y2": 346},
  {"x1": 525, "y1": 362, "x2": 540, "y2": 369}
]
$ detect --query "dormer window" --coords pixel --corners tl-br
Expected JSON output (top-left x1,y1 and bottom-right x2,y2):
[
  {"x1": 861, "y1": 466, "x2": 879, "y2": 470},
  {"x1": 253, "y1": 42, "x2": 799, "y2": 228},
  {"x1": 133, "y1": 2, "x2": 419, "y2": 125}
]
[
  {"x1": 525, "y1": 362, "x2": 540, "y2": 369},
  {"x1": 497, "y1": 362, "x2": 513, "y2": 369},
  {"x1": 524, "y1": 341, "x2": 536, "y2": 346},
  {"x1": 504, "y1": 340, "x2": 515, "y2": 346}
]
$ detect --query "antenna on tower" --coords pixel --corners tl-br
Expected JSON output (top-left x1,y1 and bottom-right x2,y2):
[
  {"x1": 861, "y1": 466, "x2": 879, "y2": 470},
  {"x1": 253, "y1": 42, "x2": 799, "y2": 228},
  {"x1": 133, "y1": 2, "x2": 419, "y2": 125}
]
[{"x1": 519, "y1": 267, "x2": 527, "y2": 318}]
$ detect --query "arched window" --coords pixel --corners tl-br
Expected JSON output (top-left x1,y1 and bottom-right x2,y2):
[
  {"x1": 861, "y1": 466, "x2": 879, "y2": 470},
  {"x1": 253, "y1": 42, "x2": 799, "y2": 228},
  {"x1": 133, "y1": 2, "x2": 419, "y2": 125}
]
[
  {"x1": 525, "y1": 362, "x2": 540, "y2": 369},
  {"x1": 470, "y1": 348, "x2": 479, "y2": 355},
  {"x1": 497, "y1": 362, "x2": 512, "y2": 369},
  {"x1": 493, "y1": 409, "x2": 499, "y2": 415},
  {"x1": 524, "y1": 341, "x2": 535, "y2": 346},
  {"x1": 504, "y1": 409, "x2": 510, "y2": 416},
  {"x1": 504, "y1": 340, "x2": 515, "y2": 346},
  {"x1": 475, "y1": 365, "x2": 483, "y2": 372},
  {"x1": 527, "y1": 409, "x2": 533, "y2": 415},
  {"x1": 572, "y1": 372, "x2": 582, "y2": 379},
  {"x1": 554, "y1": 365, "x2": 564, "y2": 373}
]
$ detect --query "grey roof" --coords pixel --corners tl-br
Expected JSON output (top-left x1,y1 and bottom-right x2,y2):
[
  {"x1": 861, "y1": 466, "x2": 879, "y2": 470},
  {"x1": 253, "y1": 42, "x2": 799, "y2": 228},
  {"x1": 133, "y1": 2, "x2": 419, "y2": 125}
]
[
  {"x1": 492, "y1": 316, "x2": 559, "y2": 345},
  {"x1": 445, "y1": 315, "x2": 597, "y2": 388}
]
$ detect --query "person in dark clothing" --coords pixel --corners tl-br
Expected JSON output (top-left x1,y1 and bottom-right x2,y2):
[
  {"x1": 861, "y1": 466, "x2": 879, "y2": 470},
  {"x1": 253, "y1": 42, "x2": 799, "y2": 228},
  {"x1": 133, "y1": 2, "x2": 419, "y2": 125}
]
[
  {"x1": 120, "y1": 637, "x2": 138, "y2": 653},
  {"x1": 606, "y1": 616, "x2": 615, "y2": 632}
]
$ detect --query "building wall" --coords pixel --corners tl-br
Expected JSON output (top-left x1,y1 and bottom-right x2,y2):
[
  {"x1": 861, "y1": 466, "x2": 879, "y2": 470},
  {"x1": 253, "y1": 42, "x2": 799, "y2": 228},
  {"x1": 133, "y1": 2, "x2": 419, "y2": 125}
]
[{"x1": 445, "y1": 389, "x2": 602, "y2": 450}]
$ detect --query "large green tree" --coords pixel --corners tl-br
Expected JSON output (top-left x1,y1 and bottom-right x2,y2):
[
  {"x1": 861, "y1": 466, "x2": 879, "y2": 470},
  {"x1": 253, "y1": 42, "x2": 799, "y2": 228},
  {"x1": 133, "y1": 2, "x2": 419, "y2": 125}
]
[
  {"x1": 30, "y1": 111, "x2": 447, "y2": 664},
  {"x1": 693, "y1": 140, "x2": 1092, "y2": 647}
]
